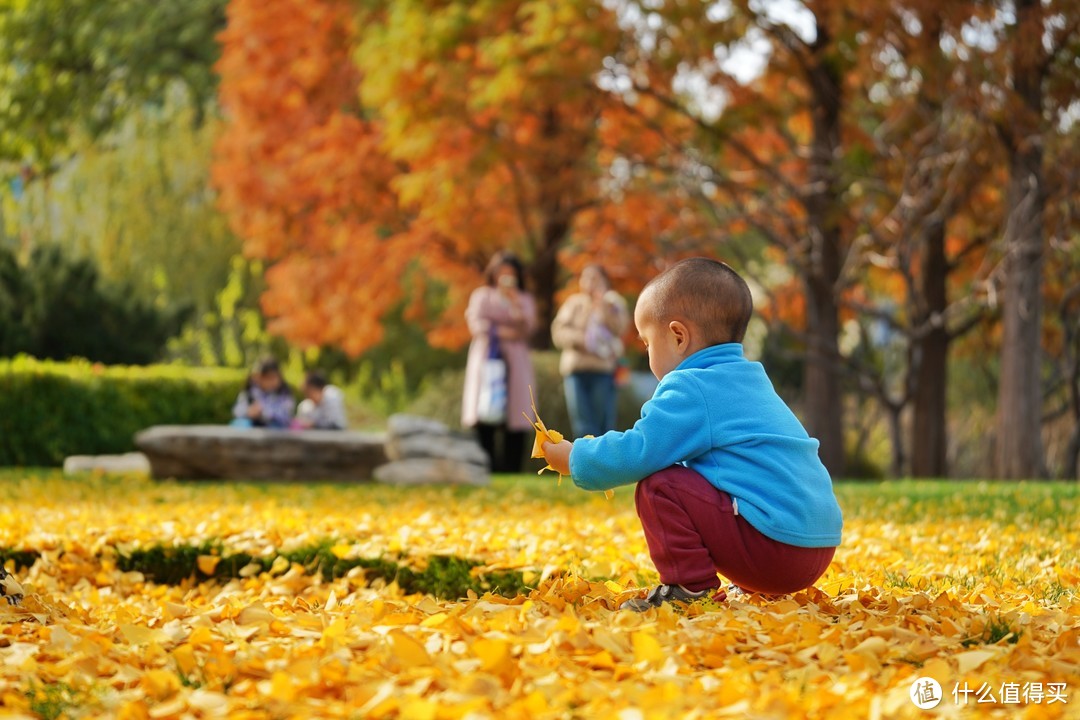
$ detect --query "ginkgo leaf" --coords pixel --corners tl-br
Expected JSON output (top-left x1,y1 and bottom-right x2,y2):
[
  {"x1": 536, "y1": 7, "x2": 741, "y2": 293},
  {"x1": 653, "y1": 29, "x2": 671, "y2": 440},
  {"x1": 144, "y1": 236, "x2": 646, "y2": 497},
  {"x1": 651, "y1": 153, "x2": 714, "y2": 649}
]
[
  {"x1": 141, "y1": 669, "x2": 182, "y2": 701},
  {"x1": 955, "y1": 649, "x2": 997, "y2": 674},
  {"x1": 523, "y1": 389, "x2": 616, "y2": 500},
  {"x1": 631, "y1": 631, "x2": 665, "y2": 664},
  {"x1": 472, "y1": 637, "x2": 513, "y2": 674},
  {"x1": 173, "y1": 644, "x2": 198, "y2": 676},
  {"x1": 524, "y1": 386, "x2": 566, "y2": 483},
  {"x1": 269, "y1": 671, "x2": 297, "y2": 702},
  {"x1": 196, "y1": 555, "x2": 220, "y2": 576},
  {"x1": 388, "y1": 630, "x2": 431, "y2": 668}
]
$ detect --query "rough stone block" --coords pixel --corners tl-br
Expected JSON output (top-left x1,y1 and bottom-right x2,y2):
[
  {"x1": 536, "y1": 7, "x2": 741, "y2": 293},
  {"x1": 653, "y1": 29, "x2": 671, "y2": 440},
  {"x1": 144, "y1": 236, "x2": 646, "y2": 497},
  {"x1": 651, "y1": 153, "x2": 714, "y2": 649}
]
[
  {"x1": 134, "y1": 425, "x2": 388, "y2": 482},
  {"x1": 373, "y1": 458, "x2": 490, "y2": 486},
  {"x1": 386, "y1": 434, "x2": 489, "y2": 466}
]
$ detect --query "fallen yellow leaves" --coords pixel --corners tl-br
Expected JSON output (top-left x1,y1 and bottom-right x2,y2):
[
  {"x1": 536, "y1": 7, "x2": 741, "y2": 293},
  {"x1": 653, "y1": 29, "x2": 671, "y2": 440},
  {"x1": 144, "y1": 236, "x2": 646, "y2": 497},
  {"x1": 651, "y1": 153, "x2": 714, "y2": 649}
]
[{"x1": 0, "y1": 473, "x2": 1077, "y2": 719}]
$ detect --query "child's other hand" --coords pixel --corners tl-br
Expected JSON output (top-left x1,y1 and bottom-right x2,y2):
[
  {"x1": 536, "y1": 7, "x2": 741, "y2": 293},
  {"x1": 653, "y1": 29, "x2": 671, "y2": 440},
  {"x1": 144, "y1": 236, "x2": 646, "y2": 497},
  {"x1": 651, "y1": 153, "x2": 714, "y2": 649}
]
[{"x1": 541, "y1": 439, "x2": 572, "y2": 476}]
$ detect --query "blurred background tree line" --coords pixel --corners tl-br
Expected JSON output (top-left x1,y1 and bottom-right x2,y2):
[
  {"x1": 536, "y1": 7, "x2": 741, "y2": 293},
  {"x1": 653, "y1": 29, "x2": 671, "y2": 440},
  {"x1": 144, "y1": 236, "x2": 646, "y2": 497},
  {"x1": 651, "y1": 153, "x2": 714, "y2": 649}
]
[{"x1": 0, "y1": 0, "x2": 1077, "y2": 480}]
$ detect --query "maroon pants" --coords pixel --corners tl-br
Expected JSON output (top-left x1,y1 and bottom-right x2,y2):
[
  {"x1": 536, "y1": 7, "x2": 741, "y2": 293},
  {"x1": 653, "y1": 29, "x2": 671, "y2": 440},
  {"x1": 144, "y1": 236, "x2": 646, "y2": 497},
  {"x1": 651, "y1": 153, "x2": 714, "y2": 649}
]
[{"x1": 634, "y1": 466, "x2": 836, "y2": 594}]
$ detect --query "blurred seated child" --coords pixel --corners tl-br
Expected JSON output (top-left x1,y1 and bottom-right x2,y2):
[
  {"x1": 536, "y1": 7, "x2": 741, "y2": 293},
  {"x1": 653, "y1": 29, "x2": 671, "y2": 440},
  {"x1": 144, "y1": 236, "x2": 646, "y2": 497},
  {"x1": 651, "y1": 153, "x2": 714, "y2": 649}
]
[
  {"x1": 295, "y1": 370, "x2": 348, "y2": 430},
  {"x1": 231, "y1": 357, "x2": 295, "y2": 429}
]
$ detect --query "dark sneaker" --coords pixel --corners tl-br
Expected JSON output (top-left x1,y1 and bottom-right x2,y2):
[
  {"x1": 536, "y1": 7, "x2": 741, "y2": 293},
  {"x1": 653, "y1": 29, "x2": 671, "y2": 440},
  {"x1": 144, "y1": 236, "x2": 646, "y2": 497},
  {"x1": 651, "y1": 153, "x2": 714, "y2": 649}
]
[
  {"x1": 0, "y1": 566, "x2": 23, "y2": 606},
  {"x1": 724, "y1": 585, "x2": 750, "y2": 601},
  {"x1": 620, "y1": 584, "x2": 718, "y2": 612}
]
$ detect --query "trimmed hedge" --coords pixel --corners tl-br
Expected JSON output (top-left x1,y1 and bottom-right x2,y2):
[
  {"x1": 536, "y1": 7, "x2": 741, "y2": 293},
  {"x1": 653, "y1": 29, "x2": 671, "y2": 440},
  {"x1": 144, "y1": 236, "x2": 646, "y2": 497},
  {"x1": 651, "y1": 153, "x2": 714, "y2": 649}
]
[{"x1": 0, "y1": 356, "x2": 246, "y2": 466}]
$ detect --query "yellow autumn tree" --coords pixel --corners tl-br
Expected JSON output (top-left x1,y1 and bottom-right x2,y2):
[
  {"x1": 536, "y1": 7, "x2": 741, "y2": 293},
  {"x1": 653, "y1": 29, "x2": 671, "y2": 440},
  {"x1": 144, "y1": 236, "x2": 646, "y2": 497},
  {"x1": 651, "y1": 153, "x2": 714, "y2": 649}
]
[
  {"x1": 216, "y1": 0, "x2": 705, "y2": 354},
  {"x1": 355, "y1": 0, "x2": 638, "y2": 348}
]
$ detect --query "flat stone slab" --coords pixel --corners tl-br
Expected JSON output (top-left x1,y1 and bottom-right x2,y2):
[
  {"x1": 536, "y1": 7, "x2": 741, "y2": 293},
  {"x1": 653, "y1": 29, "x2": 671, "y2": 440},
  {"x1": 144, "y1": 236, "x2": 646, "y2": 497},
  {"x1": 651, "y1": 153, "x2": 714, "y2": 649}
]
[
  {"x1": 374, "y1": 458, "x2": 489, "y2": 486},
  {"x1": 64, "y1": 452, "x2": 151, "y2": 476},
  {"x1": 134, "y1": 425, "x2": 388, "y2": 482}
]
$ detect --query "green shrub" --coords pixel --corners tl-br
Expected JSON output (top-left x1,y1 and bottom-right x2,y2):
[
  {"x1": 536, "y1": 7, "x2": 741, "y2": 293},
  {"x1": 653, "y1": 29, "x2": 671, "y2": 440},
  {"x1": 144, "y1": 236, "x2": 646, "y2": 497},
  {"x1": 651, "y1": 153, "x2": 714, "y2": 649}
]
[
  {"x1": 0, "y1": 356, "x2": 245, "y2": 466},
  {"x1": 1, "y1": 244, "x2": 189, "y2": 364}
]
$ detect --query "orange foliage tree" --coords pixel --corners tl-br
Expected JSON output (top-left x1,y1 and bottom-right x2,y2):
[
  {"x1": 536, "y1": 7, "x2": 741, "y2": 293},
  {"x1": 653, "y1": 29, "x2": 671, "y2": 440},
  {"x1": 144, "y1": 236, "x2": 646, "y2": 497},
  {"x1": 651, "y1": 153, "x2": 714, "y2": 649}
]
[
  {"x1": 215, "y1": 0, "x2": 697, "y2": 353},
  {"x1": 595, "y1": 0, "x2": 1077, "y2": 479},
  {"x1": 354, "y1": 0, "x2": 649, "y2": 348},
  {"x1": 891, "y1": 0, "x2": 1080, "y2": 478},
  {"x1": 214, "y1": 0, "x2": 411, "y2": 356},
  {"x1": 977, "y1": 0, "x2": 1079, "y2": 479},
  {"x1": 838, "y1": 1, "x2": 1002, "y2": 477},
  {"x1": 605, "y1": 1, "x2": 883, "y2": 475}
]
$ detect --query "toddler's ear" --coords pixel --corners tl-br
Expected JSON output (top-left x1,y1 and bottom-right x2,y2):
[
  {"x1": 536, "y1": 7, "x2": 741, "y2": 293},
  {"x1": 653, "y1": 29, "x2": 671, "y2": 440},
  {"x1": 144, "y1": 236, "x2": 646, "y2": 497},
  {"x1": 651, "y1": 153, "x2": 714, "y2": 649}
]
[{"x1": 669, "y1": 320, "x2": 690, "y2": 351}]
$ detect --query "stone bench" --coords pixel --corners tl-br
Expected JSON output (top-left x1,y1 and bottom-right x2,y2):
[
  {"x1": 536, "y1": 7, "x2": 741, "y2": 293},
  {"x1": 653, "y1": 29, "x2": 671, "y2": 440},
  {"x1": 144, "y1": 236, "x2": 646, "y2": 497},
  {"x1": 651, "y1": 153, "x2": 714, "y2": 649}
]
[
  {"x1": 134, "y1": 425, "x2": 389, "y2": 482},
  {"x1": 133, "y1": 417, "x2": 490, "y2": 485}
]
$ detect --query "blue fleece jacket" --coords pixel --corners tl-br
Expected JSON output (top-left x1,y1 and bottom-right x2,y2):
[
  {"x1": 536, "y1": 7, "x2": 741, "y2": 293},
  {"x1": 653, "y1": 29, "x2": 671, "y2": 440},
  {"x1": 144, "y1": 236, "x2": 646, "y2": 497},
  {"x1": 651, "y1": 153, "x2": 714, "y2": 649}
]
[{"x1": 568, "y1": 344, "x2": 843, "y2": 548}]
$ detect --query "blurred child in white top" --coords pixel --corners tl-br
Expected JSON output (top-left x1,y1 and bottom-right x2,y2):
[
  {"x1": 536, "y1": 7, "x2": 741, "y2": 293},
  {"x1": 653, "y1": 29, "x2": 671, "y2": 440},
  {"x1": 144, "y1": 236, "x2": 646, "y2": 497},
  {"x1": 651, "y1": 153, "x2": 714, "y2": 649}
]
[{"x1": 295, "y1": 371, "x2": 348, "y2": 430}]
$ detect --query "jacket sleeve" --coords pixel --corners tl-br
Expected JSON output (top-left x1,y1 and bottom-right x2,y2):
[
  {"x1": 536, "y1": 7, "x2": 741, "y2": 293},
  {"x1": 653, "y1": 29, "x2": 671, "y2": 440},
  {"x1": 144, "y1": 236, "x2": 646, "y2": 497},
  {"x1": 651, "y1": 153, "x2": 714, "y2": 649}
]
[
  {"x1": 466, "y1": 288, "x2": 491, "y2": 338},
  {"x1": 568, "y1": 374, "x2": 713, "y2": 491},
  {"x1": 232, "y1": 391, "x2": 250, "y2": 420},
  {"x1": 602, "y1": 291, "x2": 630, "y2": 336},
  {"x1": 325, "y1": 388, "x2": 348, "y2": 429},
  {"x1": 518, "y1": 292, "x2": 538, "y2": 336},
  {"x1": 551, "y1": 295, "x2": 585, "y2": 351}
]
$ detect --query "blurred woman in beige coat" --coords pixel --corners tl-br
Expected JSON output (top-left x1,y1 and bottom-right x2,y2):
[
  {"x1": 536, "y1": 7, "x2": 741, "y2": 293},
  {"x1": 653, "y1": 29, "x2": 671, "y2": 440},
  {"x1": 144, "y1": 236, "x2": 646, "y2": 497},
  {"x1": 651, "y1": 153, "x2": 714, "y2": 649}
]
[
  {"x1": 461, "y1": 252, "x2": 537, "y2": 472},
  {"x1": 551, "y1": 264, "x2": 629, "y2": 438}
]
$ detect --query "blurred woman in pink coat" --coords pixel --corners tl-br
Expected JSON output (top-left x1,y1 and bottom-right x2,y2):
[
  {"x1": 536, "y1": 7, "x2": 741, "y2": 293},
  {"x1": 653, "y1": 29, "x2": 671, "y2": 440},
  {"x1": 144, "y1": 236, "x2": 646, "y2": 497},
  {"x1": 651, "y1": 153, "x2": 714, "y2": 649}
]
[{"x1": 461, "y1": 252, "x2": 537, "y2": 472}]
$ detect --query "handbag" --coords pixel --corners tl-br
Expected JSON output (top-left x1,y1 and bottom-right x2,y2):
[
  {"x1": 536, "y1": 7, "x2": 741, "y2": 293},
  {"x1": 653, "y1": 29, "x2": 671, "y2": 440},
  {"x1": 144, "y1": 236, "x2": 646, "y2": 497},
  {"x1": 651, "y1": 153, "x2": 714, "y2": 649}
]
[{"x1": 476, "y1": 329, "x2": 508, "y2": 423}]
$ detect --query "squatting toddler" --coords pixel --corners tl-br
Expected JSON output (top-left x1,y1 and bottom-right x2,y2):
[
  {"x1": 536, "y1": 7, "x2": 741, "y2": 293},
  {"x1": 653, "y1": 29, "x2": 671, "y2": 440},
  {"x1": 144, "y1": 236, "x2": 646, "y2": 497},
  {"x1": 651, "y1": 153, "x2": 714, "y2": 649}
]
[{"x1": 542, "y1": 258, "x2": 843, "y2": 611}]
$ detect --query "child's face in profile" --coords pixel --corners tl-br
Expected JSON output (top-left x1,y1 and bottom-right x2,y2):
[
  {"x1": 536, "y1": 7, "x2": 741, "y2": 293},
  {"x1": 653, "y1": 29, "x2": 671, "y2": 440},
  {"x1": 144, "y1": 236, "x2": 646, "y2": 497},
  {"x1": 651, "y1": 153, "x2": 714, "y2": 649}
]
[
  {"x1": 304, "y1": 385, "x2": 324, "y2": 403},
  {"x1": 634, "y1": 292, "x2": 685, "y2": 381}
]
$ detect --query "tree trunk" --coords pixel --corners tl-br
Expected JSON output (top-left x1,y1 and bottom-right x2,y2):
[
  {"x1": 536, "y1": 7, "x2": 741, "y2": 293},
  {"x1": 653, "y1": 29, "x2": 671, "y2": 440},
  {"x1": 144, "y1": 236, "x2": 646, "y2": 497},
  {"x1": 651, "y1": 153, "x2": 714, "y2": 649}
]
[
  {"x1": 1066, "y1": 410, "x2": 1080, "y2": 480},
  {"x1": 996, "y1": 0, "x2": 1047, "y2": 479},
  {"x1": 803, "y1": 263, "x2": 844, "y2": 476},
  {"x1": 527, "y1": 107, "x2": 580, "y2": 350},
  {"x1": 1060, "y1": 287, "x2": 1080, "y2": 479},
  {"x1": 996, "y1": 161, "x2": 1046, "y2": 479},
  {"x1": 911, "y1": 219, "x2": 949, "y2": 477},
  {"x1": 885, "y1": 402, "x2": 904, "y2": 478},
  {"x1": 529, "y1": 214, "x2": 566, "y2": 350},
  {"x1": 801, "y1": 24, "x2": 846, "y2": 477}
]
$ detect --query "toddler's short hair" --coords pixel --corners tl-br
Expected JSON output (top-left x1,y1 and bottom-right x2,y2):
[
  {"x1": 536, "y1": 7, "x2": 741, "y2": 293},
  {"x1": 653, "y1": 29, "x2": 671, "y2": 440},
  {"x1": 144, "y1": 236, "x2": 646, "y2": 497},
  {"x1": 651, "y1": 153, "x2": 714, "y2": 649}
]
[{"x1": 643, "y1": 258, "x2": 752, "y2": 345}]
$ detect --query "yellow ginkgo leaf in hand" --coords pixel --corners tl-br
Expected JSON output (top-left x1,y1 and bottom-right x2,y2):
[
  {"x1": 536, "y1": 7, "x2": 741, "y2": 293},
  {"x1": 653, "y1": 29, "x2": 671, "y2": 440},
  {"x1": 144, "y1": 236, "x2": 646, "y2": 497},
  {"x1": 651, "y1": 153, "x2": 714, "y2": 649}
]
[
  {"x1": 524, "y1": 387, "x2": 565, "y2": 483},
  {"x1": 524, "y1": 389, "x2": 614, "y2": 499}
]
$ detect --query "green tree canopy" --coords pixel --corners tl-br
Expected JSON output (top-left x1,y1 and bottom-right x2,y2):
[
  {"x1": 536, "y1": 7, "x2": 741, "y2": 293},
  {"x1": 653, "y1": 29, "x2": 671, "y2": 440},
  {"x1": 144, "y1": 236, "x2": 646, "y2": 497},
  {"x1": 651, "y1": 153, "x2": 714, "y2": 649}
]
[
  {"x1": 14, "y1": 95, "x2": 240, "y2": 318},
  {"x1": 0, "y1": 0, "x2": 226, "y2": 166}
]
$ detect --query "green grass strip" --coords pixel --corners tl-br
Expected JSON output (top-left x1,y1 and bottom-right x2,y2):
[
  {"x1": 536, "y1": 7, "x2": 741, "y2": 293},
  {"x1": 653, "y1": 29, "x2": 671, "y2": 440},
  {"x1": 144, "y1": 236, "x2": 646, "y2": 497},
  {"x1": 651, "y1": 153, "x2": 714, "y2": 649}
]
[{"x1": 1, "y1": 542, "x2": 528, "y2": 600}]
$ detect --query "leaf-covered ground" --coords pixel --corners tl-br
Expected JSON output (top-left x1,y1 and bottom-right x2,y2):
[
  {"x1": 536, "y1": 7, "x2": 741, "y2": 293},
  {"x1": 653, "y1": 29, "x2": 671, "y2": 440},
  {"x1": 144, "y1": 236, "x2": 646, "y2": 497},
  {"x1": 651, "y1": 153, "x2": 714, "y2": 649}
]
[{"x1": 1, "y1": 471, "x2": 1078, "y2": 719}]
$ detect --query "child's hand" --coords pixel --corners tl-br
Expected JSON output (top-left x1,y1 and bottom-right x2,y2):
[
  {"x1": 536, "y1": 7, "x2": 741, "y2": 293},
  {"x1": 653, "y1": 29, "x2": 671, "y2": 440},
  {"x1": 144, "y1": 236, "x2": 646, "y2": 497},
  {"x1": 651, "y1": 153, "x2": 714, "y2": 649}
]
[{"x1": 541, "y1": 439, "x2": 572, "y2": 477}]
